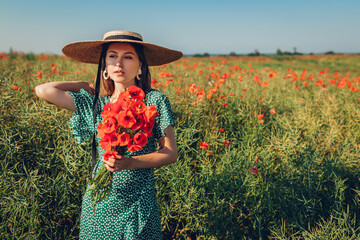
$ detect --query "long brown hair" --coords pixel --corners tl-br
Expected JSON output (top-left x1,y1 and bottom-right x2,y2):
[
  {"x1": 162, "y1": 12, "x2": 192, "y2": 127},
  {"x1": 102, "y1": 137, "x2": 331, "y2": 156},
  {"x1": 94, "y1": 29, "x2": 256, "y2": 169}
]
[{"x1": 99, "y1": 43, "x2": 151, "y2": 97}]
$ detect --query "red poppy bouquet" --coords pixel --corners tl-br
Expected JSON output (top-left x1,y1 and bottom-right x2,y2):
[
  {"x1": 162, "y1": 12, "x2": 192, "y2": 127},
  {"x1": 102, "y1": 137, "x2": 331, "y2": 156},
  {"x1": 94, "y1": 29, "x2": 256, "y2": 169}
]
[{"x1": 87, "y1": 85, "x2": 158, "y2": 211}]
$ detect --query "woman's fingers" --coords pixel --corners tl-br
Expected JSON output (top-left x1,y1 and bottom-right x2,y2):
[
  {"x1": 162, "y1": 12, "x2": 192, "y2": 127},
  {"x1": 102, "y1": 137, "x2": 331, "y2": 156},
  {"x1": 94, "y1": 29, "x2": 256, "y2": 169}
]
[
  {"x1": 106, "y1": 161, "x2": 115, "y2": 168},
  {"x1": 104, "y1": 163, "x2": 115, "y2": 172},
  {"x1": 104, "y1": 155, "x2": 126, "y2": 171},
  {"x1": 103, "y1": 155, "x2": 131, "y2": 172}
]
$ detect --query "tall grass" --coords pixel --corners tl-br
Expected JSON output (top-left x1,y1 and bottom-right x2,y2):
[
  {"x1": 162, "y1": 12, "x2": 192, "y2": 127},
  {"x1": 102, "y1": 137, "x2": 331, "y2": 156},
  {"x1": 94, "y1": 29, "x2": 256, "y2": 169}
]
[{"x1": 1, "y1": 53, "x2": 359, "y2": 239}]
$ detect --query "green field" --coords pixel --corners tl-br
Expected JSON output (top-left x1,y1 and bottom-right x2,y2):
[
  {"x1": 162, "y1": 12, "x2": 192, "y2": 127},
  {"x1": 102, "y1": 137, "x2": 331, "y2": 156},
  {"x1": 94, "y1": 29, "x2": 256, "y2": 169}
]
[{"x1": 1, "y1": 52, "x2": 360, "y2": 239}]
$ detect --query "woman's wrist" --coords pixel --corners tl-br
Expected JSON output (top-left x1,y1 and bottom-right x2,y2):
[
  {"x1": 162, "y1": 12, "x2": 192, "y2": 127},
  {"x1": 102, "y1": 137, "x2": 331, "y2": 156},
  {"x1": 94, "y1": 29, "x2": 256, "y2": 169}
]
[{"x1": 128, "y1": 156, "x2": 140, "y2": 170}]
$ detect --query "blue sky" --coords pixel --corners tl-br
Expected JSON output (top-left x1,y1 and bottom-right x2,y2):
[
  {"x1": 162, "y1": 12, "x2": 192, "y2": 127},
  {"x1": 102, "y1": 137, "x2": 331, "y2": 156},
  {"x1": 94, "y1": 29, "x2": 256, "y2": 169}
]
[{"x1": 1, "y1": 0, "x2": 359, "y2": 55}]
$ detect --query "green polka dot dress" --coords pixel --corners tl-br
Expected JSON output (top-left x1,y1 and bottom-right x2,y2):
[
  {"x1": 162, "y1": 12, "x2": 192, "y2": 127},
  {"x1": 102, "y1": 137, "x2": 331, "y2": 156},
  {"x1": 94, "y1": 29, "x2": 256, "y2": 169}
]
[{"x1": 67, "y1": 88, "x2": 175, "y2": 240}]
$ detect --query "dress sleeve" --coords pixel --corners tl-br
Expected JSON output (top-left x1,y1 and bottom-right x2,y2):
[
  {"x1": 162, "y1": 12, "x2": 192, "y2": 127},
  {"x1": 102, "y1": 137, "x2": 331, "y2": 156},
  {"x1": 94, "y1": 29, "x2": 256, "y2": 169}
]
[
  {"x1": 67, "y1": 88, "x2": 94, "y2": 143},
  {"x1": 153, "y1": 93, "x2": 175, "y2": 139}
]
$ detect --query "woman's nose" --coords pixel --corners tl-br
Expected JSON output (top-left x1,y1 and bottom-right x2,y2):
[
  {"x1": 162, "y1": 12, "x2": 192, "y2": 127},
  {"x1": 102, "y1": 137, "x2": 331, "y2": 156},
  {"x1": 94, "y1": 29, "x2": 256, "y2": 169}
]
[{"x1": 115, "y1": 60, "x2": 124, "y2": 67}]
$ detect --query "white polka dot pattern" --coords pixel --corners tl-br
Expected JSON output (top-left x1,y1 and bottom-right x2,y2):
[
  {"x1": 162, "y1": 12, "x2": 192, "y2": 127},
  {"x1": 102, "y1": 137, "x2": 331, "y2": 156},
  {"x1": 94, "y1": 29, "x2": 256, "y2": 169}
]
[{"x1": 67, "y1": 88, "x2": 174, "y2": 239}]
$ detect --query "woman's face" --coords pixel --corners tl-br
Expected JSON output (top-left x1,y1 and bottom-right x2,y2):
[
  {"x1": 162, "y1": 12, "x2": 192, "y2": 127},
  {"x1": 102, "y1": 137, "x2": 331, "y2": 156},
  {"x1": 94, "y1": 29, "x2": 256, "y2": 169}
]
[{"x1": 105, "y1": 43, "x2": 141, "y2": 88}]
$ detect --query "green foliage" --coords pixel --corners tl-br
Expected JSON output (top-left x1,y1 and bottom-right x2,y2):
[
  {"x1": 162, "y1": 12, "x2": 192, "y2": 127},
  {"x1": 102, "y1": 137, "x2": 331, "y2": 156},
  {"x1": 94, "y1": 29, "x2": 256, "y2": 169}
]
[
  {"x1": 325, "y1": 51, "x2": 336, "y2": 55},
  {"x1": 192, "y1": 52, "x2": 210, "y2": 57},
  {"x1": 247, "y1": 49, "x2": 261, "y2": 56},
  {"x1": 1, "y1": 52, "x2": 360, "y2": 239}
]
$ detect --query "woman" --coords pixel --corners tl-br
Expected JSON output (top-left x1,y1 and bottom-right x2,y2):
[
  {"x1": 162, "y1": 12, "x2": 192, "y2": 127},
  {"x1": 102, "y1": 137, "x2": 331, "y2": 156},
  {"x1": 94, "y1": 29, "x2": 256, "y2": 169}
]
[{"x1": 35, "y1": 30, "x2": 182, "y2": 239}]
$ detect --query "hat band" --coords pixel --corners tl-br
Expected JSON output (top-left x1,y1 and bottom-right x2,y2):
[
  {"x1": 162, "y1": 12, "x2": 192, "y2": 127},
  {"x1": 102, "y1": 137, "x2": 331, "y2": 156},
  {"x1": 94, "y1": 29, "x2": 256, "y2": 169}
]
[{"x1": 104, "y1": 35, "x2": 142, "y2": 41}]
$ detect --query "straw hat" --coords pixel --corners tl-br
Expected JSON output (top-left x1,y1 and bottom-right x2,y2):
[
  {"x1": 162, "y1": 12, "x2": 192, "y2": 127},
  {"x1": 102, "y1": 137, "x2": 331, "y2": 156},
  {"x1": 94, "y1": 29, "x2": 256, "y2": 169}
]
[{"x1": 62, "y1": 30, "x2": 183, "y2": 66}]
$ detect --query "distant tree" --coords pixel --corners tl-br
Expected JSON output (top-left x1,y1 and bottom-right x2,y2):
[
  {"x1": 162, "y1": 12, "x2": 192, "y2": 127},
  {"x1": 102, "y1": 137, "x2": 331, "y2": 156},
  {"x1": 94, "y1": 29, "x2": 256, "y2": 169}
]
[
  {"x1": 248, "y1": 49, "x2": 261, "y2": 56},
  {"x1": 229, "y1": 51, "x2": 237, "y2": 56},
  {"x1": 283, "y1": 51, "x2": 293, "y2": 55},
  {"x1": 292, "y1": 47, "x2": 303, "y2": 55},
  {"x1": 276, "y1": 48, "x2": 283, "y2": 56},
  {"x1": 325, "y1": 51, "x2": 335, "y2": 55},
  {"x1": 192, "y1": 52, "x2": 210, "y2": 57}
]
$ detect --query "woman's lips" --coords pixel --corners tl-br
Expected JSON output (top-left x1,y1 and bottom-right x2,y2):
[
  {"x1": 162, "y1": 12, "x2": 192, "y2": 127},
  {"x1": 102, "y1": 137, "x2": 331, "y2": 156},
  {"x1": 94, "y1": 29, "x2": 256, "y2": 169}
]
[{"x1": 114, "y1": 70, "x2": 125, "y2": 76}]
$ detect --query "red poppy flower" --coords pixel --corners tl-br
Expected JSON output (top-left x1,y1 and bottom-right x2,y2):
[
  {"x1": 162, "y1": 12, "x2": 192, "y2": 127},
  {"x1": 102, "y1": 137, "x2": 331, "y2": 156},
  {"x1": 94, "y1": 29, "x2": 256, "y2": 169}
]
[
  {"x1": 127, "y1": 142, "x2": 142, "y2": 152},
  {"x1": 143, "y1": 105, "x2": 158, "y2": 123},
  {"x1": 101, "y1": 104, "x2": 117, "y2": 118},
  {"x1": 253, "y1": 75, "x2": 260, "y2": 82},
  {"x1": 128, "y1": 85, "x2": 145, "y2": 101},
  {"x1": 103, "y1": 150, "x2": 119, "y2": 161},
  {"x1": 132, "y1": 115, "x2": 144, "y2": 131},
  {"x1": 116, "y1": 91, "x2": 132, "y2": 109},
  {"x1": 200, "y1": 142, "x2": 210, "y2": 149},
  {"x1": 107, "y1": 101, "x2": 123, "y2": 115},
  {"x1": 118, "y1": 110, "x2": 136, "y2": 129},
  {"x1": 132, "y1": 101, "x2": 147, "y2": 114},
  {"x1": 97, "y1": 123, "x2": 106, "y2": 138},
  {"x1": 257, "y1": 114, "x2": 264, "y2": 120},
  {"x1": 133, "y1": 132, "x2": 148, "y2": 147},
  {"x1": 250, "y1": 167, "x2": 258, "y2": 175},
  {"x1": 218, "y1": 128, "x2": 224, "y2": 132},
  {"x1": 117, "y1": 132, "x2": 130, "y2": 146},
  {"x1": 102, "y1": 116, "x2": 117, "y2": 133},
  {"x1": 224, "y1": 140, "x2": 230, "y2": 147},
  {"x1": 110, "y1": 133, "x2": 122, "y2": 147},
  {"x1": 151, "y1": 78, "x2": 157, "y2": 85},
  {"x1": 36, "y1": 71, "x2": 43, "y2": 79},
  {"x1": 142, "y1": 120, "x2": 155, "y2": 133},
  {"x1": 100, "y1": 134, "x2": 113, "y2": 150}
]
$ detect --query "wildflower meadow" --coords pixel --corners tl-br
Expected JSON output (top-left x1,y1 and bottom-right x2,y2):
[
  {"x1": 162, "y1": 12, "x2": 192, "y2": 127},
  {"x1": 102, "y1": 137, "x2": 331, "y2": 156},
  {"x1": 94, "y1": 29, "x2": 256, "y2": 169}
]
[{"x1": 1, "y1": 52, "x2": 360, "y2": 239}]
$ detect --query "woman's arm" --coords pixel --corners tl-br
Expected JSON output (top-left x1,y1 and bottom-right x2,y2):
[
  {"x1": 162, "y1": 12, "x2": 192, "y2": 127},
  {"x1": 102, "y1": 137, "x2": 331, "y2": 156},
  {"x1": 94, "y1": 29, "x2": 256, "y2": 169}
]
[
  {"x1": 35, "y1": 81, "x2": 94, "y2": 111},
  {"x1": 104, "y1": 125, "x2": 178, "y2": 172}
]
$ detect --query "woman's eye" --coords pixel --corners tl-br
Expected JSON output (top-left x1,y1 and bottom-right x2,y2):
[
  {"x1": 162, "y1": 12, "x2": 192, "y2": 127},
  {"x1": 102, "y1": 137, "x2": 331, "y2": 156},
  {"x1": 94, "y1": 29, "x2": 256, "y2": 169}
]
[
  {"x1": 109, "y1": 55, "x2": 116, "y2": 58},
  {"x1": 125, "y1": 56, "x2": 133, "y2": 59}
]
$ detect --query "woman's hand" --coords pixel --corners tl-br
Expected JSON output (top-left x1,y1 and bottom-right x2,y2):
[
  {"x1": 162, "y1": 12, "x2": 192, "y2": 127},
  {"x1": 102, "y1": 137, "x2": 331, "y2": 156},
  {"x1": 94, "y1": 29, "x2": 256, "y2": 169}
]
[
  {"x1": 83, "y1": 83, "x2": 95, "y2": 95},
  {"x1": 104, "y1": 155, "x2": 133, "y2": 172}
]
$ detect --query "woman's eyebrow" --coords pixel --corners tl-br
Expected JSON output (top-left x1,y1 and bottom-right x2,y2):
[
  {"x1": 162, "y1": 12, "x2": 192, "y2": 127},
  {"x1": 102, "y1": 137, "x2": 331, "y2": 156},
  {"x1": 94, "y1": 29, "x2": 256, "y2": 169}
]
[{"x1": 108, "y1": 50, "x2": 135, "y2": 55}]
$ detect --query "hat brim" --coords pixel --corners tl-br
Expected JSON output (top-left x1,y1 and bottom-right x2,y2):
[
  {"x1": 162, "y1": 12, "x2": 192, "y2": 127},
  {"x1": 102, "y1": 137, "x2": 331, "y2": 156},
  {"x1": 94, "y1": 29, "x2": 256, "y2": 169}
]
[{"x1": 62, "y1": 39, "x2": 183, "y2": 66}]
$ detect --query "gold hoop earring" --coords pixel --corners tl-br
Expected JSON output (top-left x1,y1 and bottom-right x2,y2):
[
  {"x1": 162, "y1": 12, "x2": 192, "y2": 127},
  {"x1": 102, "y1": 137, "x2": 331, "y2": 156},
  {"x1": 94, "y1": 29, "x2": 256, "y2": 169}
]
[
  {"x1": 103, "y1": 68, "x2": 109, "y2": 80},
  {"x1": 136, "y1": 68, "x2": 142, "y2": 80}
]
